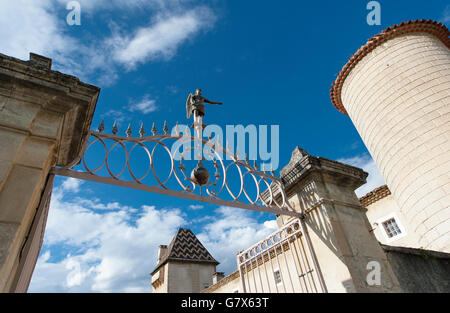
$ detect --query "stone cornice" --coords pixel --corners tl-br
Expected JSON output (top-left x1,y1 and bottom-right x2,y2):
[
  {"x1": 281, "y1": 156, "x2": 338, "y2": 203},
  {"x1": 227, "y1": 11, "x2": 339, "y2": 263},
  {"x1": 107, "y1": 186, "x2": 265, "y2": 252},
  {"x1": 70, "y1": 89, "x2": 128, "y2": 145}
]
[
  {"x1": 330, "y1": 19, "x2": 450, "y2": 115},
  {"x1": 280, "y1": 147, "x2": 368, "y2": 192},
  {"x1": 0, "y1": 53, "x2": 99, "y2": 100},
  {"x1": 262, "y1": 147, "x2": 368, "y2": 205},
  {"x1": 0, "y1": 53, "x2": 100, "y2": 167}
]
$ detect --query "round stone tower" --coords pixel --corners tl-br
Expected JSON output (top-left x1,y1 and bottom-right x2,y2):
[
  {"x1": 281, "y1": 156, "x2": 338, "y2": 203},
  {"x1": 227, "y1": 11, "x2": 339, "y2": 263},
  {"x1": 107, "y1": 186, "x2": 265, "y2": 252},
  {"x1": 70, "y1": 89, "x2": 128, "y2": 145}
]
[{"x1": 330, "y1": 20, "x2": 450, "y2": 252}]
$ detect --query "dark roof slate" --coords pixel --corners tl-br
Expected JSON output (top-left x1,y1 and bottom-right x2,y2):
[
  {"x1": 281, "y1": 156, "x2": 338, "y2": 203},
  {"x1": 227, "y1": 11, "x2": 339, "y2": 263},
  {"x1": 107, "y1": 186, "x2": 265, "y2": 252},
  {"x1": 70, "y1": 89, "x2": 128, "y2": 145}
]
[{"x1": 151, "y1": 228, "x2": 219, "y2": 275}]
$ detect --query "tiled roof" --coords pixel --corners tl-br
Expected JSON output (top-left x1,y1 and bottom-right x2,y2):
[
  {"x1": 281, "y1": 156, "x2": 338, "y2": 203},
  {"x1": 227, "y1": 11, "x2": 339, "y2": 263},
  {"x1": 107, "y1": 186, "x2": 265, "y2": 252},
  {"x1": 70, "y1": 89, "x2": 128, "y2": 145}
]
[
  {"x1": 359, "y1": 185, "x2": 391, "y2": 207},
  {"x1": 151, "y1": 228, "x2": 219, "y2": 275},
  {"x1": 330, "y1": 19, "x2": 450, "y2": 115}
]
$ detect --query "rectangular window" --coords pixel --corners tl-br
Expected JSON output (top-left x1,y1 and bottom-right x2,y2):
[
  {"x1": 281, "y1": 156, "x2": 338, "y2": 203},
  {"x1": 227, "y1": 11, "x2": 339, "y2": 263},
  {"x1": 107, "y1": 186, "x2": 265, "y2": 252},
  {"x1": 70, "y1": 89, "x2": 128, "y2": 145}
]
[
  {"x1": 382, "y1": 218, "x2": 402, "y2": 238},
  {"x1": 273, "y1": 270, "x2": 282, "y2": 285}
]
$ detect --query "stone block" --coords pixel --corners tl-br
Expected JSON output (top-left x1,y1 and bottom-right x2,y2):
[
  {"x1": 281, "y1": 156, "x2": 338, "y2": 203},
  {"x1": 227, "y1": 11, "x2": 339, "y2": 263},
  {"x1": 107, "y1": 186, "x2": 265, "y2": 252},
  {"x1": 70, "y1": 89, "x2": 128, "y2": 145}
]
[
  {"x1": 0, "y1": 97, "x2": 40, "y2": 131},
  {"x1": 15, "y1": 137, "x2": 55, "y2": 169},
  {"x1": 0, "y1": 222, "x2": 19, "y2": 290},
  {"x1": 0, "y1": 166, "x2": 42, "y2": 224},
  {"x1": 29, "y1": 110, "x2": 62, "y2": 140}
]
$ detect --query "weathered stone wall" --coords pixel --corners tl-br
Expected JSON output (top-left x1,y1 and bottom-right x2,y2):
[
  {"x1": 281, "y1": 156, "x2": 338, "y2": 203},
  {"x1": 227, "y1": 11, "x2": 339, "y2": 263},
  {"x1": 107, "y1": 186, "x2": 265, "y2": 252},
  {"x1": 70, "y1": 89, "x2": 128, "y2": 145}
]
[
  {"x1": 381, "y1": 245, "x2": 450, "y2": 292},
  {"x1": 166, "y1": 262, "x2": 217, "y2": 293},
  {"x1": 0, "y1": 53, "x2": 99, "y2": 292},
  {"x1": 279, "y1": 148, "x2": 402, "y2": 293},
  {"x1": 340, "y1": 32, "x2": 450, "y2": 252}
]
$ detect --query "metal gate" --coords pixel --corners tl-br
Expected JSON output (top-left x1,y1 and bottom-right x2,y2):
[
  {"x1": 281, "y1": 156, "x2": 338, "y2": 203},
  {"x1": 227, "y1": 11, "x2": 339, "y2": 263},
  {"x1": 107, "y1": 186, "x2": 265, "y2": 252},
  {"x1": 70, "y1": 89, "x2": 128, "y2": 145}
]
[
  {"x1": 237, "y1": 218, "x2": 326, "y2": 293},
  {"x1": 42, "y1": 121, "x2": 326, "y2": 293},
  {"x1": 51, "y1": 121, "x2": 299, "y2": 217}
]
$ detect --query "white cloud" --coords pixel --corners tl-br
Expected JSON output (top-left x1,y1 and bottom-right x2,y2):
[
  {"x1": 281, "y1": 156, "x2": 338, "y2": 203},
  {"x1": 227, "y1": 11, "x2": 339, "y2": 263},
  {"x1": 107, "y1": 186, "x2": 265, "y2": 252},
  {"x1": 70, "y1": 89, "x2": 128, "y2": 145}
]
[
  {"x1": 55, "y1": 0, "x2": 186, "y2": 12},
  {"x1": 337, "y1": 154, "x2": 386, "y2": 198},
  {"x1": 188, "y1": 204, "x2": 204, "y2": 210},
  {"x1": 0, "y1": 0, "x2": 76, "y2": 61},
  {"x1": 1, "y1": 1, "x2": 216, "y2": 86},
  {"x1": 29, "y1": 186, "x2": 186, "y2": 292},
  {"x1": 111, "y1": 8, "x2": 215, "y2": 68},
  {"x1": 196, "y1": 207, "x2": 278, "y2": 275},
  {"x1": 100, "y1": 109, "x2": 129, "y2": 124},
  {"x1": 29, "y1": 182, "x2": 278, "y2": 292},
  {"x1": 442, "y1": 5, "x2": 450, "y2": 23},
  {"x1": 61, "y1": 178, "x2": 83, "y2": 193},
  {"x1": 129, "y1": 95, "x2": 158, "y2": 114}
]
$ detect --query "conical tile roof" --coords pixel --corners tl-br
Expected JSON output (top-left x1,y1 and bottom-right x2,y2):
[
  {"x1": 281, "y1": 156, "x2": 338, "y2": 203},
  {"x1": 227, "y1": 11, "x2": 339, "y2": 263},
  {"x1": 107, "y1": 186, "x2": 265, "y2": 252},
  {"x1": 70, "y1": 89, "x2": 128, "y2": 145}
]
[{"x1": 151, "y1": 228, "x2": 219, "y2": 275}]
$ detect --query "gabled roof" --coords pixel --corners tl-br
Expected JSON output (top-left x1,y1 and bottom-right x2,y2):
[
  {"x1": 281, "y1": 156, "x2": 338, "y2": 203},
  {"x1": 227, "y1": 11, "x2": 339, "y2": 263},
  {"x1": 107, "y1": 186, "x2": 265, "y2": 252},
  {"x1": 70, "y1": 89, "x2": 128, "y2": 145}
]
[{"x1": 151, "y1": 228, "x2": 219, "y2": 275}]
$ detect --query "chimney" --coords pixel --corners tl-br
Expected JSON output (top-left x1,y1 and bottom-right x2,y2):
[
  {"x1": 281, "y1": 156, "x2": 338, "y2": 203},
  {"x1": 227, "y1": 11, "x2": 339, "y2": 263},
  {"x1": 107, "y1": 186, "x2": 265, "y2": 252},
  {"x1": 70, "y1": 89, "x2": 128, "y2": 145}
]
[
  {"x1": 212, "y1": 272, "x2": 225, "y2": 285},
  {"x1": 158, "y1": 245, "x2": 167, "y2": 263}
]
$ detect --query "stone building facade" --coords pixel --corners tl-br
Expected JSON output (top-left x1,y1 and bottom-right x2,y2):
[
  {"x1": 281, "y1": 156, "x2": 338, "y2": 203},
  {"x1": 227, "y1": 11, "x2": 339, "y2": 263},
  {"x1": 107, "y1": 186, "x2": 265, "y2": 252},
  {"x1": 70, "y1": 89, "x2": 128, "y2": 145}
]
[
  {"x1": 202, "y1": 147, "x2": 403, "y2": 293},
  {"x1": 362, "y1": 185, "x2": 421, "y2": 248},
  {"x1": 0, "y1": 19, "x2": 448, "y2": 294},
  {"x1": 201, "y1": 20, "x2": 450, "y2": 293},
  {"x1": 151, "y1": 228, "x2": 220, "y2": 293}
]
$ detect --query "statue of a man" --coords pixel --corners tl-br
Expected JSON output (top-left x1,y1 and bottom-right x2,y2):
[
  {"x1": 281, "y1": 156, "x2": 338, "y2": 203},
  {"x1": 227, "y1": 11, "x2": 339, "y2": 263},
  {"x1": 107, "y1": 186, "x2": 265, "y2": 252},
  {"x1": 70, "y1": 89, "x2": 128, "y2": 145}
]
[{"x1": 186, "y1": 88, "x2": 222, "y2": 131}]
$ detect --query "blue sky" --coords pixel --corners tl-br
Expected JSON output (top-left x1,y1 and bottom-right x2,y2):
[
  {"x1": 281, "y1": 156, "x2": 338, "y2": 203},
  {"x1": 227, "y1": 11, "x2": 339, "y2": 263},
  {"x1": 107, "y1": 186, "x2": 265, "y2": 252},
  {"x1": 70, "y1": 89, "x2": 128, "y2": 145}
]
[{"x1": 1, "y1": 0, "x2": 449, "y2": 292}]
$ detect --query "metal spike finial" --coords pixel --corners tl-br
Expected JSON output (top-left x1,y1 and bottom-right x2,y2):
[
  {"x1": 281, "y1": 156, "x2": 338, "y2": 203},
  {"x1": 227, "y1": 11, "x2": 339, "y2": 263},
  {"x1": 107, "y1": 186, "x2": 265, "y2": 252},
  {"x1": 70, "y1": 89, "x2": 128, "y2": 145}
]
[
  {"x1": 216, "y1": 137, "x2": 222, "y2": 150},
  {"x1": 112, "y1": 121, "x2": 118, "y2": 135},
  {"x1": 178, "y1": 156, "x2": 186, "y2": 171},
  {"x1": 245, "y1": 154, "x2": 249, "y2": 164},
  {"x1": 126, "y1": 124, "x2": 132, "y2": 137},
  {"x1": 226, "y1": 142, "x2": 231, "y2": 154},
  {"x1": 174, "y1": 122, "x2": 180, "y2": 136},
  {"x1": 215, "y1": 164, "x2": 221, "y2": 179},
  {"x1": 163, "y1": 121, "x2": 169, "y2": 135},
  {"x1": 253, "y1": 160, "x2": 258, "y2": 170},
  {"x1": 213, "y1": 159, "x2": 221, "y2": 179},
  {"x1": 98, "y1": 120, "x2": 105, "y2": 133},
  {"x1": 139, "y1": 123, "x2": 145, "y2": 137},
  {"x1": 151, "y1": 122, "x2": 157, "y2": 135},
  {"x1": 235, "y1": 147, "x2": 240, "y2": 160},
  {"x1": 270, "y1": 164, "x2": 275, "y2": 176}
]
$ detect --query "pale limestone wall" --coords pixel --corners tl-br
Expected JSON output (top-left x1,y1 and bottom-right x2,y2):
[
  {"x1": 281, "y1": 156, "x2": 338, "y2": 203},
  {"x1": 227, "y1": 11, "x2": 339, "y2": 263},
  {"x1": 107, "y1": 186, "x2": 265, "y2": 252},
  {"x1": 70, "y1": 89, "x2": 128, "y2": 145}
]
[
  {"x1": 152, "y1": 263, "x2": 168, "y2": 293},
  {"x1": 0, "y1": 53, "x2": 99, "y2": 292},
  {"x1": 282, "y1": 150, "x2": 402, "y2": 292},
  {"x1": 0, "y1": 132, "x2": 55, "y2": 291},
  {"x1": 241, "y1": 240, "x2": 321, "y2": 293},
  {"x1": 365, "y1": 195, "x2": 421, "y2": 249},
  {"x1": 166, "y1": 262, "x2": 216, "y2": 293},
  {"x1": 207, "y1": 239, "x2": 324, "y2": 294},
  {"x1": 341, "y1": 33, "x2": 450, "y2": 252},
  {"x1": 210, "y1": 149, "x2": 404, "y2": 293}
]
